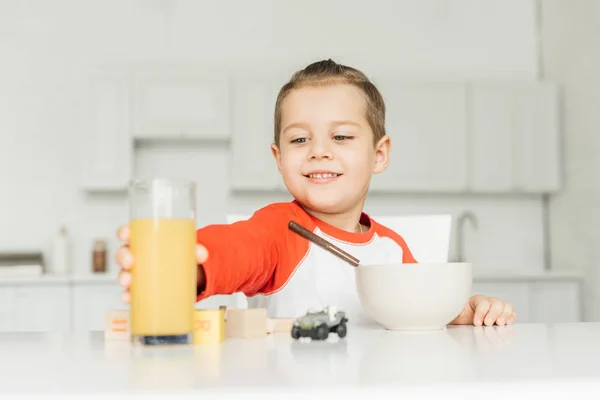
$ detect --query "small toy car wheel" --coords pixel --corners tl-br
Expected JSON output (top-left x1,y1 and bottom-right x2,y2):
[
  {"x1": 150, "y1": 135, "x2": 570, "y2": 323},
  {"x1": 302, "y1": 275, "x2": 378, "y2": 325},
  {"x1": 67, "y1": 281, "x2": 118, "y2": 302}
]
[
  {"x1": 336, "y1": 323, "x2": 347, "y2": 338},
  {"x1": 316, "y1": 324, "x2": 329, "y2": 340},
  {"x1": 291, "y1": 326, "x2": 300, "y2": 339}
]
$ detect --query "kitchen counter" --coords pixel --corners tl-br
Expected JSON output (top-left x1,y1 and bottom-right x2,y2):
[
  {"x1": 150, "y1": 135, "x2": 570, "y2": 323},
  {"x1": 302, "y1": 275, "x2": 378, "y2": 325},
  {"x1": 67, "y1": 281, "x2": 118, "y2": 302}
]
[{"x1": 1, "y1": 322, "x2": 600, "y2": 398}]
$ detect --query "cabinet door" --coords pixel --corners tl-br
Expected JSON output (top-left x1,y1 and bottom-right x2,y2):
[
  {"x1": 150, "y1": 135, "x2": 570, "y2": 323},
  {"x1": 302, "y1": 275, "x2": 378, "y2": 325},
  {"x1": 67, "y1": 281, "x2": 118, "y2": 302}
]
[
  {"x1": 467, "y1": 82, "x2": 560, "y2": 193},
  {"x1": 72, "y1": 283, "x2": 127, "y2": 332},
  {"x1": 132, "y1": 67, "x2": 229, "y2": 140},
  {"x1": 467, "y1": 84, "x2": 515, "y2": 192},
  {"x1": 0, "y1": 287, "x2": 14, "y2": 332},
  {"x1": 370, "y1": 82, "x2": 468, "y2": 192},
  {"x1": 230, "y1": 75, "x2": 285, "y2": 191},
  {"x1": 81, "y1": 70, "x2": 132, "y2": 191},
  {"x1": 529, "y1": 281, "x2": 581, "y2": 323},
  {"x1": 12, "y1": 285, "x2": 70, "y2": 332},
  {"x1": 513, "y1": 83, "x2": 561, "y2": 192}
]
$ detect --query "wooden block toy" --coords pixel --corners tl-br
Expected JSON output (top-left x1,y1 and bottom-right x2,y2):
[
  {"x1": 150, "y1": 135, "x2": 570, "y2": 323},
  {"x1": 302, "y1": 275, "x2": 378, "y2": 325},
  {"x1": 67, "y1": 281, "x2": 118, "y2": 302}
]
[
  {"x1": 105, "y1": 309, "x2": 130, "y2": 341},
  {"x1": 193, "y1": 309, "x2": 226, "y2": 344},
  {"x1": 225, "y1": 308, "x2": 268, "y2": 338},
  {"x1": 267, "y1": 318, "x2": 295, "y2": 334}
]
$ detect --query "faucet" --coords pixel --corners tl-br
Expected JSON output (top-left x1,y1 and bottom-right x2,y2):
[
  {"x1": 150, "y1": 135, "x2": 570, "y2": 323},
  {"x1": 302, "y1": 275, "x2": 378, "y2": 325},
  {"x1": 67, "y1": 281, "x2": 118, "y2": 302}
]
[{"x1": 453, "y1": 211, "x2": 478, "y2": 262}]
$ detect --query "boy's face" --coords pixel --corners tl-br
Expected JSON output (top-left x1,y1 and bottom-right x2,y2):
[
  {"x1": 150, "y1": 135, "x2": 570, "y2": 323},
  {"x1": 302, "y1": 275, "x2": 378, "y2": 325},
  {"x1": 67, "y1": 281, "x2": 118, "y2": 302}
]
[{"x1": 271, "y1": 83, "x2": 390, "y2": 214}]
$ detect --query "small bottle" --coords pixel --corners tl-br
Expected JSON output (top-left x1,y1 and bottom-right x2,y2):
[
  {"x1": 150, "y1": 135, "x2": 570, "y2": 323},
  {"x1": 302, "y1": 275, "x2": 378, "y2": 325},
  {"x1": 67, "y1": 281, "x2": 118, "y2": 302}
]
[
  {"x1": 52, "y1": 225, "x2": 70, "y2": 275},
  {"x1": 92, "y1": 240, "x2": 107, "y2": 273}
]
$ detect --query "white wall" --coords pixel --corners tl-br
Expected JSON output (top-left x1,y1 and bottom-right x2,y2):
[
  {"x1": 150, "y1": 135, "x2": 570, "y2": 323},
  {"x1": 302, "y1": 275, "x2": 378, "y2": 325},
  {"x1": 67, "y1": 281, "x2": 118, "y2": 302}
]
[
  {"x1": 542, "y1": 0, "x2": 600, "y2": 321},
  {"x1": 0, "y1": 1, "x2": 543, "y2": 279}
]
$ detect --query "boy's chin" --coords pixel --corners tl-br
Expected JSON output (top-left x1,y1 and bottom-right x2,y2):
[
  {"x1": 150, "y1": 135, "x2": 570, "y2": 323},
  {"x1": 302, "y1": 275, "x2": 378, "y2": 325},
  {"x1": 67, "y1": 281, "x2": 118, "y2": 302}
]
[{"x1": 298, "y1": 195, "x2": 354, "y2": 214}]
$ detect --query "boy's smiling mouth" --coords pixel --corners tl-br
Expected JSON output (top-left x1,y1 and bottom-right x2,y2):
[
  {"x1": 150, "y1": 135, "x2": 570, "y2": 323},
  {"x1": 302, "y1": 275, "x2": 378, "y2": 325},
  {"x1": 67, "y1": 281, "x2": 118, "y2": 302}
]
[{"x1": 303, "y1": 171, "x2": 342, "y2": 183}]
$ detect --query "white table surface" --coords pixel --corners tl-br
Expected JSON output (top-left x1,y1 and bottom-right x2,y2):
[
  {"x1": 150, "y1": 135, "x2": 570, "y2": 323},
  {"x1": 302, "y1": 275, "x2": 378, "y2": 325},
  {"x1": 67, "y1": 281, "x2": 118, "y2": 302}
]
[{"x1": 2, "y1": 322, "x2": 600, "y2": 399}]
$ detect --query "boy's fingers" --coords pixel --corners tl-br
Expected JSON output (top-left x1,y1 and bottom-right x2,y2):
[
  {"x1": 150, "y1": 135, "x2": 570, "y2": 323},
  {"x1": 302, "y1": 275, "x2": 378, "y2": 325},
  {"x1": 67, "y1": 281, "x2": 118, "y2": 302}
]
[
  {"x1": 484, "y1": 300, "x2": 504, "y2": 326},
  {"x1": 117, "y1": 225, "x2": 130, "y2": 243},
  {"x1": 473, "y1": 298, "x2": 491, "y2": 326},
  {"x1": 497, "y1": 303, "x2": 514, "y2": 326},
  {"x1": 118, "y1": 271, "x2": 131, "y2": 288},
  {"x1": 195, "y1": 244, "x2": 209, "y2": 264},
  {"x1": 121, "y1": 291, "x2": 130, "y2": 304},
  {"x1": 116, "y1": 247, "x2": 133, "y2": 270},
  {"x1": 507, "y1": 311, "x2": 517, "y2": 325}
]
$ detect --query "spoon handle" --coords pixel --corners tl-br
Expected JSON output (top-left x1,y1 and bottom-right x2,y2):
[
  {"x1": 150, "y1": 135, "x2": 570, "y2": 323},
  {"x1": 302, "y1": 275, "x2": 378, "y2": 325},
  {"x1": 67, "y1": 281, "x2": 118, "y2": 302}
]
[{"x1": 288, "y1": 221, "x2": 360, "y2": 267}]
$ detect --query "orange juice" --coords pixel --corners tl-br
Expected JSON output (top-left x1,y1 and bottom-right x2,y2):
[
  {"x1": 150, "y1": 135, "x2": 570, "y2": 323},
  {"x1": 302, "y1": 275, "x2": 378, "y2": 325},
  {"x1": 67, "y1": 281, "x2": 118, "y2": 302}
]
[{"x1": 129, "y1": 218, "x2": 196, "y2": 340}]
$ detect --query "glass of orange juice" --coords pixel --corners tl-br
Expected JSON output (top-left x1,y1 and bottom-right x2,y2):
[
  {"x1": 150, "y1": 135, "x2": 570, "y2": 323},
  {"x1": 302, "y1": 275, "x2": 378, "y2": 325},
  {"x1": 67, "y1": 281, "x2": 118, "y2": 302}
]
[{"x1": 128, "y1": 179, "x2": 197, "y2": 346}]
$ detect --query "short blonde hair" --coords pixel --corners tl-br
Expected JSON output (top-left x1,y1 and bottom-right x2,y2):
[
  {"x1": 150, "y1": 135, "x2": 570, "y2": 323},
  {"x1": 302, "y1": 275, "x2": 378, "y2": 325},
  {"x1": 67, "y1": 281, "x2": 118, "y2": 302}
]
[{"x1": 273, "y1": 59, "x2": 386, "y2": 147}]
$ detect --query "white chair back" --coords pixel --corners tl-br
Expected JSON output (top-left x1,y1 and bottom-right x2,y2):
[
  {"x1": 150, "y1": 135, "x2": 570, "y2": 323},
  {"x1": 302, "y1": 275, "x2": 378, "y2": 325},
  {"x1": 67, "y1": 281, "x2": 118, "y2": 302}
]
[{"x1": 371, "y1": 214, "x2": 452, "y2": 263}]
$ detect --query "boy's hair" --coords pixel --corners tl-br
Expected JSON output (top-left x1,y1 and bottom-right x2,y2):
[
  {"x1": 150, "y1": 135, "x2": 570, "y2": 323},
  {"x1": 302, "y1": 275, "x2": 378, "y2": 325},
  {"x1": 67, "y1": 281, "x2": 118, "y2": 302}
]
[{"x1": 273, "y1": 59, "x2": 386, "y2": 147}]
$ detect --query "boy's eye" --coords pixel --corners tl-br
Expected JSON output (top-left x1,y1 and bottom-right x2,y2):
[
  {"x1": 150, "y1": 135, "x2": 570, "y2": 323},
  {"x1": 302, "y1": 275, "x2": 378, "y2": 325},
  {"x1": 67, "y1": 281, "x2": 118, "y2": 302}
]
[
  {"x1": 291, "y1": 137, "x2": 307, "y2": 144},
  {"x1": 333, "y1": 135, "x2": 352, "y2": 141}
]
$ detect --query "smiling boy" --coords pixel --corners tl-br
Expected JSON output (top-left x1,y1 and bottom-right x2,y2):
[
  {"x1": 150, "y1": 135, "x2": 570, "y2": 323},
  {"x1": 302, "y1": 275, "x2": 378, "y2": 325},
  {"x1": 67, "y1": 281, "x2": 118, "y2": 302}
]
[{"x1": 116, "y1": 59, "x2": 516, "y2": 327}]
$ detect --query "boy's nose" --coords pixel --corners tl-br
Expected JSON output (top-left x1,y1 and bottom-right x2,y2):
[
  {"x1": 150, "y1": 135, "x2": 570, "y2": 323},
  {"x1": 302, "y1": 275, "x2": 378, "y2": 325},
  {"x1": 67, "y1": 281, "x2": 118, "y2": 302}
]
[{"x1": 307, "y1": 138, "x2": 333, "y2": 160}]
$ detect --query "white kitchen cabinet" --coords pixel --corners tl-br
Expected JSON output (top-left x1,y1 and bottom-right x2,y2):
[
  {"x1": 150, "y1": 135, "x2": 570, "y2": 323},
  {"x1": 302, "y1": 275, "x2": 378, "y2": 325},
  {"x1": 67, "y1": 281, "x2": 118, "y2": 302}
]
[
  {"x1": 81, "y1": 70, "x2": 132, "y2": 191},
  {"x1": 72, "y1": 282, "x2": 127, "y2": 332},
  {"x1": 132, "y1": 67, "x2": 229, "y2": 140},
  {"x1": 12, "y1": 285, "x2": 70, "y2": 332},
  {"x1": 369, "y1": 82, "x2": 468, "y2": 192},
  {"x1": 467, "y1": 82, "x2": 560, "y2": 193},
  {"x1": 0, "y1": 287, "x2": 14, "y2": 332},
  {"x1": 0, "y1": 284, "x2": 70, "y2": 332},
  {"x1": 529, "y1": 281, "x2": 581, "y2": 323},
  {"x1": 467, "y1": 84, "x2": 515, "y2": 192},
  {"x1": 229, "y1": 74, "x2": 286, "y2": 191},
  {"x1": 512, "y1": 83, "x2": 561, "y2": 192}
]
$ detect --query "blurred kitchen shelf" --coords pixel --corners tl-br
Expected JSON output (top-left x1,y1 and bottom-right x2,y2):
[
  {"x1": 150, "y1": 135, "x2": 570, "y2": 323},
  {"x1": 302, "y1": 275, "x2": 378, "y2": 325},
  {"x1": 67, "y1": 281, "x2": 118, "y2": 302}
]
[{"x1": 69, "y1": 274, "x2": 119, "y2": 283}]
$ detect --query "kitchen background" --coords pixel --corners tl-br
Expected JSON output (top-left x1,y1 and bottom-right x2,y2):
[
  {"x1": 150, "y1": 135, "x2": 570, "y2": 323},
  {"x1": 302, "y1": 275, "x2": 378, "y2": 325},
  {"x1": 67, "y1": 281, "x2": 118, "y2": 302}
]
[{"x1": 0, "y1": 0, "x2": 598, "y2": 332}]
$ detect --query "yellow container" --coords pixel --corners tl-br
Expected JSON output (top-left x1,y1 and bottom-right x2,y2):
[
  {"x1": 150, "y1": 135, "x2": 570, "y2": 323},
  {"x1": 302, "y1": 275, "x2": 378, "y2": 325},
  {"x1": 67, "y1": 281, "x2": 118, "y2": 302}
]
[{"x1": 193, "y1": 309, "x2": 226, "y2": 344}]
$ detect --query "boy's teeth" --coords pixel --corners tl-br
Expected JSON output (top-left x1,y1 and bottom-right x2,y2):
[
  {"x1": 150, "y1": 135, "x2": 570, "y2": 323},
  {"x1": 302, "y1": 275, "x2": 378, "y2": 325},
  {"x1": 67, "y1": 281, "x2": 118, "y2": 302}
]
[{"x1": 309, "y1": 173, "x2": 338, "y2": 179}]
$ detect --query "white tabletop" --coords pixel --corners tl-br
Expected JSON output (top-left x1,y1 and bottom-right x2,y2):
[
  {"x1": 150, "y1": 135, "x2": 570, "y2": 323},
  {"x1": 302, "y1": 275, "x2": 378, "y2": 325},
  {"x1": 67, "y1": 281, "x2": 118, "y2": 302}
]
[{"x1": 2, "y1": 322, "x2": 600, "y2": 399}]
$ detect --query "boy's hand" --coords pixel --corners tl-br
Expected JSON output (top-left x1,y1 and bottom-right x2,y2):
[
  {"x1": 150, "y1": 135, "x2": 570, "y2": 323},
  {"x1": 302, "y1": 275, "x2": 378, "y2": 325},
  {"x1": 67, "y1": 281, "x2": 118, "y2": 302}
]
[
  {"x1": 449, "y1": 295, "x2": 516, "y2": 327},
  {"x1": 115, "y1": 224, "x2": 208, "y2": 304}
]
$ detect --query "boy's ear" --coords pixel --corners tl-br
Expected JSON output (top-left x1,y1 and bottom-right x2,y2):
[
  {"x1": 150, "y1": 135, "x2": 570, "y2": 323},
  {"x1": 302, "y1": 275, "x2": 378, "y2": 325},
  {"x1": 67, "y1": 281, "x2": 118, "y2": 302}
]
[
  {"x1": 271, "y1": 143, "x2": 282, "y2": 172},
  {"x1": 373, "y1": 135, "x2": 391, "y2": 174}
]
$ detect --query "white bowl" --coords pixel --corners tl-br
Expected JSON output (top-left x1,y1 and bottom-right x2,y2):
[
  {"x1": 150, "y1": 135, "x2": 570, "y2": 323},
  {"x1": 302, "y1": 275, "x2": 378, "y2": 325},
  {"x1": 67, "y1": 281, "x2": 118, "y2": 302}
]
[{"x1": 355, "y1": 262, "x2": 472, "y2": 331}]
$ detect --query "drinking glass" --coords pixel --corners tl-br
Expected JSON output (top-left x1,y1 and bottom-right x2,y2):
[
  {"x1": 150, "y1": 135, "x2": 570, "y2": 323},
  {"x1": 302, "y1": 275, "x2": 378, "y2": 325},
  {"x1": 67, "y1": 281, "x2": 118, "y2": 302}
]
[{"x1": 128, "y1": 179, "x2": 197, "y2": 345}]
